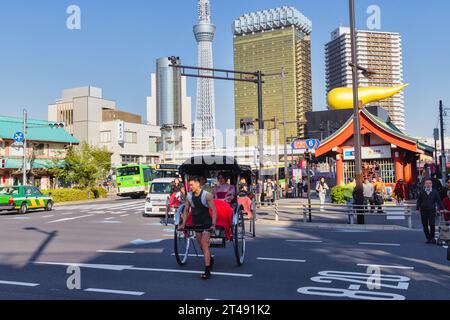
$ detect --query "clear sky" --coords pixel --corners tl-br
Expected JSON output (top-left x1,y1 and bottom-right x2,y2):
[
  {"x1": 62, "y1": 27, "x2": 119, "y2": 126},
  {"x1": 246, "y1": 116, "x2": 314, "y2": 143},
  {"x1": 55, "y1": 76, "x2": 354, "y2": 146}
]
[{"x1": 0, "y1": 0, "x2": 449, "y2": 138}]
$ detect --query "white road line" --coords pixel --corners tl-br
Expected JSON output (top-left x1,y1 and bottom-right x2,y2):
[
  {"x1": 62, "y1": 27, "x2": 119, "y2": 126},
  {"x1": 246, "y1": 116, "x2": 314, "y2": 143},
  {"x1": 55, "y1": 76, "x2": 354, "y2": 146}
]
[
  {"x1": 257, "y1": 257, "x2": 306, "y2": 263},
  {"x1": 286, "y1": 240, "x2": 323, "y2": 243},
  {"x1": 42, "y1": 215, "x2": 54, "y2": 218},
  {"x1": 34, "y1": 262, "x2": 133, "y2": 271},
  {"x1": 0, "y1": 280, "x2": 40, "y2": 287},
  {"x1": 358, "y1": 242, "x2": 401, "y2": 247},
  {"x1": 357, "y1": 264, "x2": 414, "y2": 270},
  {"x1": 130, "y1": 267, "x2": 253, "y2": 278},
  {"x1": 104, "y1": 217, "x2": 116, "y2": 221},
  {"x1": 84, "y1": 288, "x2": 144, "y2": 296},
  {"x1": 97, "y1": 250, "x2": 136, "y2": 254},
  {"x1": 120, "y1": 214, "x2": 130, "y2": 217},
  {"x1": 46, "y1": 214, "x2": 94, "y2": 224}
]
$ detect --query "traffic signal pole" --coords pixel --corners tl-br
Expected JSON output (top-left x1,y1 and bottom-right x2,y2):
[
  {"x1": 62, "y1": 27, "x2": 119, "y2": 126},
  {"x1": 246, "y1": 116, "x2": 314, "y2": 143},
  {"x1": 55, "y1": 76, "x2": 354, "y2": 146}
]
[{"x1": 23, "y1": 109, "x2": 27, "y2": 186}]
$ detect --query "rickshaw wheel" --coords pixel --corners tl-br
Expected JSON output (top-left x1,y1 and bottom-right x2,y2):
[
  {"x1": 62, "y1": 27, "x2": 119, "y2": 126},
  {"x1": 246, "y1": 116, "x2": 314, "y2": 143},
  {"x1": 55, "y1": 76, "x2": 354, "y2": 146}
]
[
  {"x1": 234, "y1": 206, "x2": 246, "y2": 266},
  {"x1": 174, "y1": 225, "x2": 191, "y2": 266}
]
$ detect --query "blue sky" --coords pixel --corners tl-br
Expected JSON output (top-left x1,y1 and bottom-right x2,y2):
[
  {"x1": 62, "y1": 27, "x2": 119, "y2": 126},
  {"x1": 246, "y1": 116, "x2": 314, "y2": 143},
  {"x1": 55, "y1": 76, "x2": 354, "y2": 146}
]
[{"x1": 0, "y1": 0, "x2": 449, "y2": 138}]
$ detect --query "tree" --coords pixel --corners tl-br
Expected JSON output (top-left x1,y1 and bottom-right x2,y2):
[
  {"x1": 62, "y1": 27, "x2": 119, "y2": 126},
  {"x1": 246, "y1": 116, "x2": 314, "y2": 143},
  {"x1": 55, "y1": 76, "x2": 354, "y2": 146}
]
[{"x1": 50, "y1": 143, "x2": 112, "y2": 188}]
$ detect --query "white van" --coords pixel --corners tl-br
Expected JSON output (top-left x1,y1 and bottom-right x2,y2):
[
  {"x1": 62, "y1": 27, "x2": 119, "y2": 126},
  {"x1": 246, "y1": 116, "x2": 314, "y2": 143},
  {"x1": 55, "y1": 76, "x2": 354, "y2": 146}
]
[{"x1": 144, "y1": 178, "x2": 174, "y2": 216}]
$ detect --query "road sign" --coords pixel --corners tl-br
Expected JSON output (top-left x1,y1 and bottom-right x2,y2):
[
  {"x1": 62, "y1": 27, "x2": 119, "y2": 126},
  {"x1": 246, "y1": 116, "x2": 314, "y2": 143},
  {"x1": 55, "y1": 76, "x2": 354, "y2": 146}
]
[
  {"x1": 291, "y1": 139, "x2": 307, "y2": 150},
  {"x1": 306, "y1": 139, "x2": 321, "y2": 150},
  {"x1": 13, "y1": 132, "x2": 25, "y2": 143}
]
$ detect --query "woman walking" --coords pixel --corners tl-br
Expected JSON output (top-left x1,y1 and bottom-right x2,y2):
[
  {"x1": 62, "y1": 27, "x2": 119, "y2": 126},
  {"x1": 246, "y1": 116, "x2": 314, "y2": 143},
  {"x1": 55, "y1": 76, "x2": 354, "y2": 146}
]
[{"x1": 316, "y1": 177, "x2": 329, "y2": 212}]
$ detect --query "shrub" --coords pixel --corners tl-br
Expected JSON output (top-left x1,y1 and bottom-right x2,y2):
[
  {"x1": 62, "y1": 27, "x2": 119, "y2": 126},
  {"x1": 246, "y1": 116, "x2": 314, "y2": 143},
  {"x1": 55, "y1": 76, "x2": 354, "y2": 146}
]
[
  {"x1": 42, "y1": 187, "x2": 108, "y2": 203},
  {"x1": 330, "y1": 184, "x2": 355, "y2": 204}
]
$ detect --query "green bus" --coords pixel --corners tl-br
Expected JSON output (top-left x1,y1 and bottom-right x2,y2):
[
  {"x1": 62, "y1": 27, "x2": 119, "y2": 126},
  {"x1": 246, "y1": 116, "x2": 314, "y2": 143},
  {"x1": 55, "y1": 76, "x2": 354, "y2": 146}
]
[{"x1": 116, "y1": 164, "x2": 153, "y2": 198}]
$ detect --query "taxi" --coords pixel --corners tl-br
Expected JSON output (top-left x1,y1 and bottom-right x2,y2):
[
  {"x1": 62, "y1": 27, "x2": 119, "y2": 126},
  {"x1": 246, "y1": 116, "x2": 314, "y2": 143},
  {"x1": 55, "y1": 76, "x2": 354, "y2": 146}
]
[{"x1": 0, "y1": 186, "x2": 54, "y2": 214}]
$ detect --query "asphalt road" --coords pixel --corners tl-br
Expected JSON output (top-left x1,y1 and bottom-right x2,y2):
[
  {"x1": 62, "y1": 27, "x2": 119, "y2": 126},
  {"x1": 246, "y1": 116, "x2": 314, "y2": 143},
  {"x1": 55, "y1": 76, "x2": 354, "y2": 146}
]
[{"x1": 0, "y1": 198, "x2": 449, "y2": 300}]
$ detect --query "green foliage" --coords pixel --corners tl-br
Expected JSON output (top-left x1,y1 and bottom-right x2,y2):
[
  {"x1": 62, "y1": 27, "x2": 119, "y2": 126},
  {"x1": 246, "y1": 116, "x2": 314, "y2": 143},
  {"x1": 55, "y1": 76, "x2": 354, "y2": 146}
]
[
  {"x1": 42, "y1": 187, "x2": 108, "y2": 203},
  {"x1": 330, "y1": 184, "x2": 355, "y2": 204},
  {"x1": 50, "y1": 143, "x2": 112, "y2": 188}
]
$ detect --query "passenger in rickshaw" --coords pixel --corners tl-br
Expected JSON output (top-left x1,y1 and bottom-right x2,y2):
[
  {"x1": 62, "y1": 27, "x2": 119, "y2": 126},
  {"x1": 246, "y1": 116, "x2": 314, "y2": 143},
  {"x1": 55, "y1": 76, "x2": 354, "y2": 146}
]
[
  {"x1": 238, "y1": 177, "x2": 253, "y2": 220},
  {"x1": 180, "y1": 176, "x2": 218, "y2": 280},
  {"x1": 213, "y1": 172, "x2": 235, "y2": 204}
]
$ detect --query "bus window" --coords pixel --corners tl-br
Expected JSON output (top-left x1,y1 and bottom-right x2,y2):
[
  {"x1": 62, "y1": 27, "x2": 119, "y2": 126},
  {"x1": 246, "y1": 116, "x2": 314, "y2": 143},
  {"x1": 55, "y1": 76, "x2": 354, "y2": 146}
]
[
  {"x1": 143, "y1": 168, "x2": 152, "y2": 183},
  {"x1": 117, "y1": 166, "x2": 140, "y2": 177}
]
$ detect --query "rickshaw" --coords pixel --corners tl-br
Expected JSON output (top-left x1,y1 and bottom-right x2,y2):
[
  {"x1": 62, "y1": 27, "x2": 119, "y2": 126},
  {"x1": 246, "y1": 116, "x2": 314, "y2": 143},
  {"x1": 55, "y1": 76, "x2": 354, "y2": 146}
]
[{"x1": 173, "y1": 156, "x2": 253, "y2": 267}]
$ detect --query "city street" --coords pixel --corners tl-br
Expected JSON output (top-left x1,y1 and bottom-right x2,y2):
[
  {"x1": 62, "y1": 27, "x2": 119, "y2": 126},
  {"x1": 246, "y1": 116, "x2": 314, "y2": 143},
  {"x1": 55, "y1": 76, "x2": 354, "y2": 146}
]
[{"x1": 0, "y1": 198, "x2": 448, "y2": 300}]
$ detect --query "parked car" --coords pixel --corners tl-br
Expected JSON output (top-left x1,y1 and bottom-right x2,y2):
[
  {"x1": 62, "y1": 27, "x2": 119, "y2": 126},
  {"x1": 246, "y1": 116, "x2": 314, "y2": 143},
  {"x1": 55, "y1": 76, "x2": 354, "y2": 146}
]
[{"x1": 0, "y1": 186, "x2": 53, "y2": 214}]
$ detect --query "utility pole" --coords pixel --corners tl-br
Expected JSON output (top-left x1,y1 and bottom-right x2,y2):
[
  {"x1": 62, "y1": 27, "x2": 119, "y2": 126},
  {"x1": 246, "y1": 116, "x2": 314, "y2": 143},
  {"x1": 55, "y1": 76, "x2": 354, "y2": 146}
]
[
  {"x1": 257, "y1": 71, "x2": 265, "y2": 176},
  {"x1": 440, "y1": 100, "x2": 446, "y2": 183},
  {"x1": 281, "y1": 68, "x2": 288, "y2": 194},
  {"x1": 434, "y1": 128, "x2": 439, "y2": 168},
  {"x1": 23, "y1": 109, "x2": 27, "y2": 186},
  {"x1": 349, "y1": 0, "x2": 363, "y2": 186}
]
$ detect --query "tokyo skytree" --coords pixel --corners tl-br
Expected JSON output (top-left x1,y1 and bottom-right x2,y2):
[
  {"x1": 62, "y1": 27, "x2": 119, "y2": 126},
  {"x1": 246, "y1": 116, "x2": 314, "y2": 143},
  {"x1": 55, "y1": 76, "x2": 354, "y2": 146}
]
[{"x1": 193, "y1": 0, "x2": 216, "y2": 148}]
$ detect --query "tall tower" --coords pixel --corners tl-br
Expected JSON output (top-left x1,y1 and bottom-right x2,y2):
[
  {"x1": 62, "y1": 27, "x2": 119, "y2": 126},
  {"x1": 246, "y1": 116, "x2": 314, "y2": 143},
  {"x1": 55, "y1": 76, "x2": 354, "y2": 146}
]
[{"x1": 193, "y1": 0, "x2": 216, "y2": 150}]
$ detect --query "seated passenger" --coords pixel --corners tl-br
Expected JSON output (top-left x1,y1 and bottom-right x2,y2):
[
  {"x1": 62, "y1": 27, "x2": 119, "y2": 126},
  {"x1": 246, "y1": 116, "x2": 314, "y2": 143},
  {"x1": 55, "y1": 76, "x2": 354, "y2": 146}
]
[
  {"x1": 213, "y1": 173, "x2": 235, "y2": 204},
  {"x1": 238, "y1": 177, "x2": 253, "y2": 220}
]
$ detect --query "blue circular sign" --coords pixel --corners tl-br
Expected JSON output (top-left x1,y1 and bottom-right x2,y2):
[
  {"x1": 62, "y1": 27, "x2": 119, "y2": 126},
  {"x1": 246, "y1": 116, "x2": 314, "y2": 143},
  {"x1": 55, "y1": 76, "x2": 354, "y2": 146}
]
[{"x1": 13, "y1": 132, "x2": 25, "y2": 143}]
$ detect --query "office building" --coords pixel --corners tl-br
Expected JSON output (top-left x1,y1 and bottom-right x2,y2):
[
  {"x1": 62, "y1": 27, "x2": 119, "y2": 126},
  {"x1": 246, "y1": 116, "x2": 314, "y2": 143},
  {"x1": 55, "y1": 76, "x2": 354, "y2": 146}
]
[
  {"x1": 325, "y1": 27, "x2": 405, "y2": 131},
  {"x1": 233, "y1": 6, "x2": 313, "y2": 147},
  {"x1": 48, "y1": 86, "x2": 161, "y2": 167}
]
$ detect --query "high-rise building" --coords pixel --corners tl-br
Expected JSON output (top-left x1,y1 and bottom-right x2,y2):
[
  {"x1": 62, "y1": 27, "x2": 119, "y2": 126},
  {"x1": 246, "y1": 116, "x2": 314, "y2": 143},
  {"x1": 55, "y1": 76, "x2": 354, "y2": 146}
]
[
  {"x1": 193, "y1": 0, "x2": 216, "y2": 150},
  {"x1": 325, "y1": 27, "x2": 405, "y2": 131},
  {"x1": 233, "y1": 6, "x2": 313, "y2": 146},
  {"x1": 147, "y1": 57, "x2": 192, "y2": 154}
]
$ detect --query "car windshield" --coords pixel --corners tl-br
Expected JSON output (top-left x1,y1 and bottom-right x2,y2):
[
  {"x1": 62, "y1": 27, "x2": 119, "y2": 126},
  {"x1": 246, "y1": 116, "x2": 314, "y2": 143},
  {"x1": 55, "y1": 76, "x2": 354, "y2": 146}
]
[
  {"x1": 0, "y1": 187, "x2": 19, "y2": 195},
  {"x1": 150, "y1": 183, "x2": 171, "y2": 194},
  {"x1": 117, "y1": 167, "x2": 140, "y2": 177}
]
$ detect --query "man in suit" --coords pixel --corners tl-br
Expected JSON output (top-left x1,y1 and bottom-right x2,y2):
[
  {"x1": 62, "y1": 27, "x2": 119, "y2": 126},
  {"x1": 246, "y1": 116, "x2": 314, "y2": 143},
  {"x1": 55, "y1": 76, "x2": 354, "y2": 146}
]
[{"x1": 416, "y1": 178, "x2": 444, "y2": 244}]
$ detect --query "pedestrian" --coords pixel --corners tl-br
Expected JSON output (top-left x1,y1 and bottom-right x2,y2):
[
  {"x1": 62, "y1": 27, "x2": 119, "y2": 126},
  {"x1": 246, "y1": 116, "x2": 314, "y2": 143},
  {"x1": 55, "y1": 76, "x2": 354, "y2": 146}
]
[
  {"x1": 353, "y1": 181, "x2": 365, "y2": 225},
  {"x1": 374, "y1": 176, "x2": 386, "y2": 213},
  {"x1": 416, "y1": 178, "x2": 444, "y2": 244},
  {"x1": 363, "y1": 177, "x2": 375, "y2": 213},
  {"x1": 297, "y1": 180, "x2": 303, "y2": 198},
  {"x1": 180, "y1": 176, "x2": 218, "y2": 279},
  {"x1": 441, "y1": 178, "x2": 450, "y2": 200},
  {"x1": 431, "y1": 174, "x2": 443, "y2": 195},
  {"x1": 393, "y1": 179, "x2": 406, "y2": 205},
  {"x1": 265, "y1": 181, "x2": 274, "y2": 207},
  {"x1": 316, "y1": 177, "x2": 329, "y2": 211},
  {"x1": 255, "y1": 180, "x2": 262, "y2": 208}
]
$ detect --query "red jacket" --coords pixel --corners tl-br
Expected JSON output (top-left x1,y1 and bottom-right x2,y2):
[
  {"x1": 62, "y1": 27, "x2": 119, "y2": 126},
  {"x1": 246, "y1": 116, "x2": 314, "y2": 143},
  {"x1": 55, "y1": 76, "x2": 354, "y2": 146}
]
[{"x1": 442, "y1": 197, "x2": 450, "y2": 221}]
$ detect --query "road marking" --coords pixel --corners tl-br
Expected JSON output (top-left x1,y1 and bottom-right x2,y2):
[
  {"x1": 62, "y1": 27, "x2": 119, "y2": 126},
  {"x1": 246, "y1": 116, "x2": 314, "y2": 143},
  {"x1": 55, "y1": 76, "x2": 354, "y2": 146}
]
[
  {"x1": 46, "y1": 214, "x2": 94, "y2": 224},
  {"x1": 131, "y1": 239, "x2": 164, "y2": 245},
  {"x1": 257, "y1": 257, "x2": 306, "y2": 263},
  {"x1": 0, "y1": 280, "x2": 40, "y2": 287},
  {"x1": 348, "y1": 285, "x2": 361, "y2": 290},
  {"x1": 286, "y1": 240, "x2": 323, "y2": 243},
  {"x1": 357, "y1": 264, "x2": 414, "y2": 270},
  {"x1": 120, "y1": 214, "x2": 130, "y2": 217},
  {"x1": 42, "y1": 215, "x2": 54, "y2": 218},
  {"x1": 130, "y1": 267, "x2": 253, "y2": 278},
  {"x1": 34, "y1": 262, "x2": 133, "y2": 271},
  {"x1": 84, "y1": 288, "x2": 144, "y2": 296},
  {"x1": 358, "y1": 242, "x2": 401, "y2": 247},
  {"x1": 171, "y1": 253, "x2": 215, "y2": 258},
  {"x1": 104, "y1": 217, "x2": 116, "y2": 220},
  {"x1": 97, "y1": 250, "x2": 136, "y2": 254},
  {"x1": 96, "y1": 221, "x2": 122, "y2": 224},
  {"x1": 7, "y1": 217, "x2": 31, "y2": 220},
  {"x1": 89, "y1": 211, "x2": 106, "y2": 214}
]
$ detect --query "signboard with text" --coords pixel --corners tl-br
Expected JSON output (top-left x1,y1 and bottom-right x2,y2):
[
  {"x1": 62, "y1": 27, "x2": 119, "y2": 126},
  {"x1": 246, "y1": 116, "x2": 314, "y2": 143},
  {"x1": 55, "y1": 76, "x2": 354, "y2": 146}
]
[
  {"x1": 343, "y1": 145, "x2": 392, "y2": 160},
  {"x1": 117, "y1": 121, "x2": 125, "y2": 144}
]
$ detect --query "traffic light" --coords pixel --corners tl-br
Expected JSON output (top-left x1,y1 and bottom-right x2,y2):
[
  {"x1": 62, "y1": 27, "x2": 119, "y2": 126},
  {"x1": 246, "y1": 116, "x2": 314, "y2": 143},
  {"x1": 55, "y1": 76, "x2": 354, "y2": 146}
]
[
  {"x1": 49, "y1": 122, "x2": 65, "y2": 129},
  {"x1": 1, "y1": 158, "x2": 5, "y2": 169}
]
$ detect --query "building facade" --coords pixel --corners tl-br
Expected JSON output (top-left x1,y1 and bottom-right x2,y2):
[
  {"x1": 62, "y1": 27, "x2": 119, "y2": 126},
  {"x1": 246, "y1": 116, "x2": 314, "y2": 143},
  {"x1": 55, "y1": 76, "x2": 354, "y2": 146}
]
[
  {"x1": 147, "y1": 58, "x2": 192, "y2": 155},
  {"x1": 0, "y1": 116, "x2": 79, "y2": 189},
  {"x1": 233, "y1": 6, "x2": 313, "y2": 147},
  {"x1": 325, "y1": 27, "x2": 405, "y2": 131},
  {"x1": 193, "y1": 0, "x2": 216, "y2": 149},
  {"x1": 49, "y1": 86, "x2": 161, "y2": 167}
]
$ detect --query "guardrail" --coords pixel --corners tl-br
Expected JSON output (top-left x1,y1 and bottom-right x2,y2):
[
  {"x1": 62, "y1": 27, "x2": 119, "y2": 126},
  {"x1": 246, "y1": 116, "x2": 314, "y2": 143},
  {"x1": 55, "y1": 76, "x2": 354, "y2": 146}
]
[{"x1": 272, "y1": 202, "x2": 414, "y2": 229}]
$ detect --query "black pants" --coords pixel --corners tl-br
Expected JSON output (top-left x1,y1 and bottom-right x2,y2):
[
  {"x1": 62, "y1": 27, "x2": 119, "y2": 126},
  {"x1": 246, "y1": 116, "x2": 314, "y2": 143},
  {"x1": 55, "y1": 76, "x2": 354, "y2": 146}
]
[
  {"x1": 364, "y1": 197, "x2": 375, "y2": 213},
  {"x1": 421, "y1": 211, "x2": 436, "y2": 241}
]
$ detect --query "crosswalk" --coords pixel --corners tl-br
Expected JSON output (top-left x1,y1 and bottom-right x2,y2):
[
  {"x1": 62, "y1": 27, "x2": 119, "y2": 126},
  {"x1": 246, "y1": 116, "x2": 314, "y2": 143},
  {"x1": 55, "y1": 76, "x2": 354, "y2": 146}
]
[{"x1": 55, "y1": 200, "x2": 145, "y2": 213}]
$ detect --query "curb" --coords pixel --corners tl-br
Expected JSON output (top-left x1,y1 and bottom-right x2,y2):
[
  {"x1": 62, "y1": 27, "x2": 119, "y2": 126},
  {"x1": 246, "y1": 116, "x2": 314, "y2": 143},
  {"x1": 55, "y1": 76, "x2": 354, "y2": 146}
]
[{"x1": 255, "y1": 218, "x2": 417, "y2": 231}]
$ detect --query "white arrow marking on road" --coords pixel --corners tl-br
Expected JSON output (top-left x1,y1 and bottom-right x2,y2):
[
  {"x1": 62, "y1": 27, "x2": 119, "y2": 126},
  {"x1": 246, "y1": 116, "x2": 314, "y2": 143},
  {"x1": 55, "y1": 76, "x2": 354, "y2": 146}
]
[
  {"x1": 34, "y1": 262, "x2": 133, "y2": 271},
  {"x1": 257, "y1": 257, "x2": 306, "y2": 263},
  {"x1": 46, "y1": 214, "x2": 94, "y2": 224},
  {"x1": 84, "y1": 288, "x2": 144, "y2": 296},
  {"x1": 358, "y1": 242, "x2": 400, "y2": 247},
  {"x1": 357, "y1": 264, "x2": 414, "y2": 270},
  {"x1": 131, "y1": 239, "x2": 164, "y2": 245},
  {"x1": 0, "y1": 280, "x2": 40, "y2": 287},
  {"x1": 97, "y1": 250, "x2": 136, "y2": 254}
]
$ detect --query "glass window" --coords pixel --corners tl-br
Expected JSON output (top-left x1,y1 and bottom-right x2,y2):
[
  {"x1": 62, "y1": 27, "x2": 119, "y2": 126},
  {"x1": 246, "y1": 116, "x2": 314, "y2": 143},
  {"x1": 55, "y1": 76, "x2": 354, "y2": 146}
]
[
  {"x1": 150, "y1": 183, "x2": 172, "y2": 194},
  {"x1": 344, "y1": 160, "x2": 396, "y2": 184},
  {"x1": 117, "y1": 166, "x2": 140, "y2": 177},
  {"x1": 100, "y1": 131, "x2": 111, "y2": 143},
  {"x1": 125, "y1": 132, "x2": 137, "y2": 144},
  {"x1": 121, "y1": 155, "x2": 140, "y2": 165}
]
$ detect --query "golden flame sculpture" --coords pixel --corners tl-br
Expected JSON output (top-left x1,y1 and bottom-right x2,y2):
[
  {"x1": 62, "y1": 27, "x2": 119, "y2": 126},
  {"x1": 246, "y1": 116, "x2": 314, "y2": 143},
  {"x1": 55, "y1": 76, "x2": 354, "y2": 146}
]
[{"x1": 327, "y1": 84, "x2": 409, "y2": 110}]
